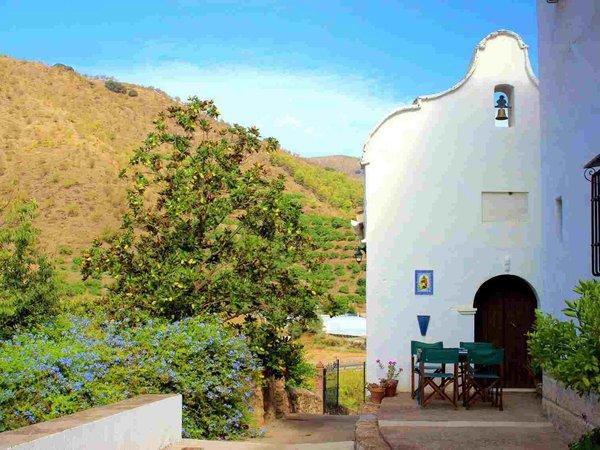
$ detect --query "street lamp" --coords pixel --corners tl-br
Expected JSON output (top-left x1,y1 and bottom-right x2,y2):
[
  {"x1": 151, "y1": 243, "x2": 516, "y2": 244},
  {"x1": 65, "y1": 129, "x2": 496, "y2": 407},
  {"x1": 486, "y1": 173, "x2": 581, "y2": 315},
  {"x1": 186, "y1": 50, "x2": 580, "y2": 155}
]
[{"x1": 353, "y1": 242, "x2": 366, "y2": 264}]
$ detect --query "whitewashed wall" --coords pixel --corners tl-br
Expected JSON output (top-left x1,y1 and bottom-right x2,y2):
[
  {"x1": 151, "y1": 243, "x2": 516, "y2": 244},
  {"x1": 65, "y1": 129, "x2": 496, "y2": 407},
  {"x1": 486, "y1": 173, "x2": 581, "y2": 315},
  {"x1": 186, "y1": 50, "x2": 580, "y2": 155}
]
[
  {"x1": 362, "y1": 31, "x2": 541, "y2": 390},
  {"x1": 537, "y1": 0, "x2": 600, "y2": 318},
  {"x1": 0, "y1": 395, "x2": 182, "y2": 450}
]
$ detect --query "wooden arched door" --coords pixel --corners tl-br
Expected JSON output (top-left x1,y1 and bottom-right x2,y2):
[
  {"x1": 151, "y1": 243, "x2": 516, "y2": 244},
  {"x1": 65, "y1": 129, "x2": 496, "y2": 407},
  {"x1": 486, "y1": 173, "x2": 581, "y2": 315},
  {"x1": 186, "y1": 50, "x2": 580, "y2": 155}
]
[{"x1": 474, "y1": 275, "x2": 536, "y2": 388}]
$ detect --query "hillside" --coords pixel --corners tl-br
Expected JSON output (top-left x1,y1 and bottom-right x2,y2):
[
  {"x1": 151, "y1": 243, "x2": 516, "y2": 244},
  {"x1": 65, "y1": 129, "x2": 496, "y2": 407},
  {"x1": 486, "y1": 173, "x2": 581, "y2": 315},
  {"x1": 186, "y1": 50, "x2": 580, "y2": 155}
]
[
  {"x1": 0, "y1": 55, "x2": 365, "y2": 313},
  {"x1": 306, "y1": 155, "x2": 363, "y2": 179}
]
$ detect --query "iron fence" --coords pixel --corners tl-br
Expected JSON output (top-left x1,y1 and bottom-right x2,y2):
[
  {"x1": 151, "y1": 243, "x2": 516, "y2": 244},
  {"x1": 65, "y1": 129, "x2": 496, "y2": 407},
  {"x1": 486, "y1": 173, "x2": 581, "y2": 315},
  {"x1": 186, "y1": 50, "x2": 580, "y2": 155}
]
[{"x1": 323, "y1": 359, "x2": 366, "y2": 414}]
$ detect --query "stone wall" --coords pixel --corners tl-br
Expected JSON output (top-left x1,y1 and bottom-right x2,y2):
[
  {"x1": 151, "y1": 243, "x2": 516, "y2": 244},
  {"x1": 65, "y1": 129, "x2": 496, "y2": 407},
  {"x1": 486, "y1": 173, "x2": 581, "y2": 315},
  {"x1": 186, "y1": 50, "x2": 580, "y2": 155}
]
[
  {"x1": 542, "y1": 374, "x2": 600, "y2": 443},
  {"x1": 289, "y1": 387, "x2": 323, "y2": 414}
]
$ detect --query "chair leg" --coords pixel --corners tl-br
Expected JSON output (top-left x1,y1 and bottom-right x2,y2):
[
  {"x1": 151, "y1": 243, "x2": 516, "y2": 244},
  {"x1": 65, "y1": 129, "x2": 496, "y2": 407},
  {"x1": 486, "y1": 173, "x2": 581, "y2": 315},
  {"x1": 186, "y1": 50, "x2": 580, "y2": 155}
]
[
  {"x1": 452, "y1": 366, "x2": 458, "y2": 410},
  {"x1": 419, "y1": 368, "x2": 425, "y2": 406},
  {"x1": 411, "y1": 357, "x2": 415, "y2": 399},
  {"x1": 499, "y1": 384, "x2": 503, "y2": 411}
]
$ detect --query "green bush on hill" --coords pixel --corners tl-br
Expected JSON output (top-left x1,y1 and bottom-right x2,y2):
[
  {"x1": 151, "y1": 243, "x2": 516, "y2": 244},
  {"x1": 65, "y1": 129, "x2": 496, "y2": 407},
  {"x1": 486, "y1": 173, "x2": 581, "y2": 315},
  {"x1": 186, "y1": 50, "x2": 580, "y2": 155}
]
[{"x1": 104, "y1": 80, "x2": 127, "y2": 94}]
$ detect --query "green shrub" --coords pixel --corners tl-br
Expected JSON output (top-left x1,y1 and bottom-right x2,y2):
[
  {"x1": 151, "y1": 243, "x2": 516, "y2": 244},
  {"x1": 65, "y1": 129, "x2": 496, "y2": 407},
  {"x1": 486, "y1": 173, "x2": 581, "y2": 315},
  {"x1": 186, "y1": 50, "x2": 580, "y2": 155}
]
[
  {"x1": 58, "y1": 245, "x2": 73, "y2": 255},
  {"x1": 338, "y1": 285, "x2": 349, "y2": 294},
  {"x1": 104, "y1": 80, "x2": 127, "y2": 94},
  {"x1": 127, "y1": 89, "x2": 138, "y2": 97},
  {"x1": 0, "y1": 201, "x2": 58, "y2": 338},
  {"x1": 570, "y1": 427, "x2": 600, "y2": 450},
  {"x1": 0, "y1": 315, "x2": 259, "y2": 439},
  {"x1": 528, "y1": 280, "x2": 600, "y2": 395},
  {"x1": 52, "y1": 63, "x2": 74, "y2": 72},
  {"x1": 356, "y1": 278, "x2": 366, "y2": 296},
  {"x1": 323, "y1": 294, "x2": 355, "y2": 316}
]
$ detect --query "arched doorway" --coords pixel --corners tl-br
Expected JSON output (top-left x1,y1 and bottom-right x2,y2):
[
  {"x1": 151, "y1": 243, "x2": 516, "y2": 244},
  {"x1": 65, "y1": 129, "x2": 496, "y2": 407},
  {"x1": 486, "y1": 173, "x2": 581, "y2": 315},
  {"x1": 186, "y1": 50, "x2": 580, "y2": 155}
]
[{"x1": 474, "y1": 275, "x2": 536, "y2": 388}]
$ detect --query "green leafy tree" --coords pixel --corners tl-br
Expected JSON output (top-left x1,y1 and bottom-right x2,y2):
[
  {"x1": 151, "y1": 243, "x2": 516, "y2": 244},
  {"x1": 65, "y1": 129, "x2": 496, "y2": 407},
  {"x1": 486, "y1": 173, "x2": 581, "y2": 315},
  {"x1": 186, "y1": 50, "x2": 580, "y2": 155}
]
[
  {"x1": 0, "y1": 201, "x2": 58, "y2": 338},
  {"x1": 83, "y1": 97, "x2": 319, "y2": 379}
]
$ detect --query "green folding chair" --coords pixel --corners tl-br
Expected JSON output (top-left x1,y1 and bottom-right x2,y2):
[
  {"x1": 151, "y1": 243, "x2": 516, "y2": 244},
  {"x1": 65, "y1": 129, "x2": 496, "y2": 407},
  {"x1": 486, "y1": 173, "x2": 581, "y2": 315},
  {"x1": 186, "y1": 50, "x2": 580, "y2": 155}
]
[
  {"x1": 410, "y1": 341, "x2": 443, "y2": 399},
  {"x1": 463, "y1": 348, "x2": 504, "y2": 411},
  {"x1": 418, "y1": 347, "x2": 460, "y2": 409},
  {"x1": 459, "y1": 342, "x2": 494, "y2": 351},
  {"x1": 458, "y1": 342, "x2": 494, "y2": 398}
]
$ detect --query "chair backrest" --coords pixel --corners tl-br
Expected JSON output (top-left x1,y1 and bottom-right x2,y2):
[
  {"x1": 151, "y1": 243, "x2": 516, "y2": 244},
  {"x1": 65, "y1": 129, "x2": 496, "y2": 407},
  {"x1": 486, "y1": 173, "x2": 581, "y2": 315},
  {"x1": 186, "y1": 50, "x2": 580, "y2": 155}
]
[
  {"x1": 460, "y1": 341, "x2": 494, "y2": 351},
  {"x1": 411, "y1": 340, "x2": 443, "y2": 356},
  {"x1": 468, "y1": 348, "x2": 504, "y2": 366},
  {"x1": 421, "y1": 347, "x2": 460, "y2": 364}
]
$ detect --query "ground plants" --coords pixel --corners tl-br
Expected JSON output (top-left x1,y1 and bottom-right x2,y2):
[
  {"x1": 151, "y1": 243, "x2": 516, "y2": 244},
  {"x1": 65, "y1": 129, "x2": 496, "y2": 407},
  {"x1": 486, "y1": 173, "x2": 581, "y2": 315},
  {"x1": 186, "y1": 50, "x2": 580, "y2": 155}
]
[
  {"x1": 528, "y1": 280, "x2": 600, "y2": 395},
  {"x1": 270, "y1": 151, "x2": 362, "y2": 214},
  {"x1": 0, "y1": 315, "x2": 258, "y2": 439},
  {"x1": 570, "y1": 427, "x2": 600, "y2": 450}
]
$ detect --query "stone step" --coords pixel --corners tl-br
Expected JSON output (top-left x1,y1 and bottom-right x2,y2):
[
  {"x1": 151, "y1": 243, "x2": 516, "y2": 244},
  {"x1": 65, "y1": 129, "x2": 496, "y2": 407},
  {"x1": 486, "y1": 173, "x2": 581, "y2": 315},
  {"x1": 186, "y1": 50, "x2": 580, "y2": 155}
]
[{"x1": 166, "y1": 438, "x2": 354, "y2": 450}]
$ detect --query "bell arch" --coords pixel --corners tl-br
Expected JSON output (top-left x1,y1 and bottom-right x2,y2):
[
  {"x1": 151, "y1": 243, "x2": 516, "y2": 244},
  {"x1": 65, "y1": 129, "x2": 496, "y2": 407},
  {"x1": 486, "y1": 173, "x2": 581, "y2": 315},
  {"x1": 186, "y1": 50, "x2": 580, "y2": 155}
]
[{"x1": 494, "y1": 84, "x2": 514, "y2": 128}]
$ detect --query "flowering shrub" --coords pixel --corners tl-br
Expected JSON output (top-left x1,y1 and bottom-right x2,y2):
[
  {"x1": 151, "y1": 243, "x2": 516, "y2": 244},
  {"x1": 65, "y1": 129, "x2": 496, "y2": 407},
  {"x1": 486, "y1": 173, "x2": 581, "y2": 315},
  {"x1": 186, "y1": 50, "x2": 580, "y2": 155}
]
[{"x1": 0, "y1": 315, "x2": 259, "y2": 439}]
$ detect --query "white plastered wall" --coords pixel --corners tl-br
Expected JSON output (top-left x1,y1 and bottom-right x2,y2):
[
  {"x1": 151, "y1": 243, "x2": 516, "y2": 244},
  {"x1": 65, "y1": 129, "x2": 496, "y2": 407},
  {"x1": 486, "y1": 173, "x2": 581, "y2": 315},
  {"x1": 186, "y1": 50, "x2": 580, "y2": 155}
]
[{"x1": 362, "y1": 31, "x2": 541, "y2": 390}]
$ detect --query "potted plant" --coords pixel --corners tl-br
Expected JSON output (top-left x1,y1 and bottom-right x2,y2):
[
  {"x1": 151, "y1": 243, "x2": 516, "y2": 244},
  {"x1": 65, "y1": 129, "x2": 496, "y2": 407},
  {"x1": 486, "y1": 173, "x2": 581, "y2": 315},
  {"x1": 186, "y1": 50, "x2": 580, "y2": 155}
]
[
  {"x1": 367, "y1": 382, "x2": 386, "y2": 404},
  {"x1": 377, "y1": 359, "x2": 402, "y2": 397}
]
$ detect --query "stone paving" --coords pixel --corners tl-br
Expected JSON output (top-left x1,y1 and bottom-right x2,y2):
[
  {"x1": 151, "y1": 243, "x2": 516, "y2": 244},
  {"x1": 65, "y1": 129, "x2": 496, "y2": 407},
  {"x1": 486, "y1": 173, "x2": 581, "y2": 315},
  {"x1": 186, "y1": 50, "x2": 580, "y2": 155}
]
[
  {"x1": 167, "y1": 414, "x2": 357, "y2": 449},
  {"x1": 377, "y1": 392, "x2": 569, "y2": 449}
]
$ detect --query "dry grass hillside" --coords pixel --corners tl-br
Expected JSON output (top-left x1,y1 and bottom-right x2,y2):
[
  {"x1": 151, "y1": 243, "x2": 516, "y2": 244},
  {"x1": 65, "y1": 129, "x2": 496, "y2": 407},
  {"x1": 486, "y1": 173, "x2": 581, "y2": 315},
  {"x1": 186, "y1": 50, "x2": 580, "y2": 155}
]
[
  {"x1": 0, "y1": 56, "x2": 174, "y2": 254},
  {"x1": 0, "y1": 55, "x2": 365, "y2": 312},
  {"x1": 0, "y1": 56, "x2": 346, "y2": 253}
]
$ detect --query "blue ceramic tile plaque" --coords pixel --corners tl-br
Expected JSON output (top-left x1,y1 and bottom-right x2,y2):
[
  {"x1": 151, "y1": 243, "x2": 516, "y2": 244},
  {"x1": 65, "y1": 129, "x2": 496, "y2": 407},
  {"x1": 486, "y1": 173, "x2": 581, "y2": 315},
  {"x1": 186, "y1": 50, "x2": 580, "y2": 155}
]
[{"x1": 415, "y1": 270, "x2": 434, "y2": 295}]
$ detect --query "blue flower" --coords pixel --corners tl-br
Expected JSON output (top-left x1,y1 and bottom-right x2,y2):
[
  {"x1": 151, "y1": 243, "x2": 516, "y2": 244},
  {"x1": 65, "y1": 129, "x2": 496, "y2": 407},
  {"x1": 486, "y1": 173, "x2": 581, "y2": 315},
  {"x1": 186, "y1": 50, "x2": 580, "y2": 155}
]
[
  {"x1": 58, "y1": 357, "x2": 72, "y2": 367},
  {"x1": 23, "y1": 410, "x2": 35, "y2": 424}
]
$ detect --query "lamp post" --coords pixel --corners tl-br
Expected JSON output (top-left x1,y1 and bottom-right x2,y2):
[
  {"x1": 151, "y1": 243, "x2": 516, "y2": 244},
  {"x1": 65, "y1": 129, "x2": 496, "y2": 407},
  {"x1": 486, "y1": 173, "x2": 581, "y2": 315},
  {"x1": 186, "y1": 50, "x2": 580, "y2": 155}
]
[{"x1": 353, "y1": 242, "x2": 366, "y2": 264}]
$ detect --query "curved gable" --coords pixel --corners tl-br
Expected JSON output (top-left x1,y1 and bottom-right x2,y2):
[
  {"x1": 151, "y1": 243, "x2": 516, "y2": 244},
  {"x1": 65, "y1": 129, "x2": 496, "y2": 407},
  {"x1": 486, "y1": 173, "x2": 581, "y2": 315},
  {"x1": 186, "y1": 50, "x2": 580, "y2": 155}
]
[{"x1": 362, "y1": 30, "x2": 538, "y2": 163}]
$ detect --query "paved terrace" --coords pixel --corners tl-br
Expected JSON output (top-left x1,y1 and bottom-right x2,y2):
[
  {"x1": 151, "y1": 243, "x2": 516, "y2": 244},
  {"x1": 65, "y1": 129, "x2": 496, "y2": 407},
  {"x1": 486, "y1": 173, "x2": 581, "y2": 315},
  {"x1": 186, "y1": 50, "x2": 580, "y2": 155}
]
[{"x1": 377, "y1": 392, "x2": 569, "y2": 449}]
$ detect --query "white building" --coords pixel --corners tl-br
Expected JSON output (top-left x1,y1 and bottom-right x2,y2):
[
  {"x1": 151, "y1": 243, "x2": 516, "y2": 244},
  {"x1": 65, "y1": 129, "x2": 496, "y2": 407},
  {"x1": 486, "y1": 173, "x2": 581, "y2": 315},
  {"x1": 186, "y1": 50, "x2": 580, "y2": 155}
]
[
  {"x1": 362, "y1": 30, "x2": 541, "y2": 390},
  {"x1": 537, "y1": 0, "x2": 600, "y2": 317}
]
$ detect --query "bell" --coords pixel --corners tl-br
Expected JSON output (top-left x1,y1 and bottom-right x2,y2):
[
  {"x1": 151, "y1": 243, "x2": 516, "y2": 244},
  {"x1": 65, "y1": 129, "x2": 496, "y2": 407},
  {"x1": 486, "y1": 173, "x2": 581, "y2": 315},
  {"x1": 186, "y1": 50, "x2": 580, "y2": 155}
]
[{"x1": 495, "y1": 108, "x2": 508, "y2": 121}]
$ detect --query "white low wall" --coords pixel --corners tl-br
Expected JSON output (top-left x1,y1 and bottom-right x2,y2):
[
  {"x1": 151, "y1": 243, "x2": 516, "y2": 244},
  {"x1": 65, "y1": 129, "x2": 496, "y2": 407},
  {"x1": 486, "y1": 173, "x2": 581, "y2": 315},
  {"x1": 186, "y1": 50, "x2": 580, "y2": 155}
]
[
  {"x1": 0, "y1": 394, "x2": 182, "y2": 450},
  {"x1": 542, "y1": 374, "x2": 600, "y2": 443}
]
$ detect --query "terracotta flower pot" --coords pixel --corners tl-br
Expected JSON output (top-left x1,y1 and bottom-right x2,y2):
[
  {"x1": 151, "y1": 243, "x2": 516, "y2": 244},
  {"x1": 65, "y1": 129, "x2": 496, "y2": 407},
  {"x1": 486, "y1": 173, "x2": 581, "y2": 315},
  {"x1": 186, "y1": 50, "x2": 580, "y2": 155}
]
[
  {"x1": 368, "y1": 386, "x2": 385, "y2": 404},
  {"x1": 385, "y1": 379, "x2": 398, "y2": 397}
]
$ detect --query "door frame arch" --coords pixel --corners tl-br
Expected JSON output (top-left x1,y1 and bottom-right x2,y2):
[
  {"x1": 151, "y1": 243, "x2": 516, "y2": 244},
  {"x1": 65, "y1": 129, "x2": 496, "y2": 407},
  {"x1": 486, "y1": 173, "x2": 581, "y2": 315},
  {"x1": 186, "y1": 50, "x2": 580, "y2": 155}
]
[{"x1": 472, "y1": 274, "x2": 538, "y2": 388}]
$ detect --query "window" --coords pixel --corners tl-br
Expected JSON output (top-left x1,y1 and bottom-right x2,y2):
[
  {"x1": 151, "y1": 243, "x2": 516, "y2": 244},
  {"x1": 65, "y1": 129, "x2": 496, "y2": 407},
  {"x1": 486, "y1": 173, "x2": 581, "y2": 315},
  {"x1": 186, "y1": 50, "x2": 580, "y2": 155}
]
[
  {"x1": 555, "y1": 197, "x2": 563, "y2": 242},
  {"x1": 482, "y1": 192, "x2": 528, "y2": 222},
  {"x1": 494, "y1": 85, "x2": 514, "y2": 128}
]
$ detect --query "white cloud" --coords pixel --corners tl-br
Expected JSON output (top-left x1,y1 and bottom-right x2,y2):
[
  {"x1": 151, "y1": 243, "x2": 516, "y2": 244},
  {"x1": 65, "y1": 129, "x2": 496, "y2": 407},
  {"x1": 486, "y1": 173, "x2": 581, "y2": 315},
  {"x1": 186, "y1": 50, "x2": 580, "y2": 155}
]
[{"x1": 88, "y1": 62, "x2": 401, "y2": 157}]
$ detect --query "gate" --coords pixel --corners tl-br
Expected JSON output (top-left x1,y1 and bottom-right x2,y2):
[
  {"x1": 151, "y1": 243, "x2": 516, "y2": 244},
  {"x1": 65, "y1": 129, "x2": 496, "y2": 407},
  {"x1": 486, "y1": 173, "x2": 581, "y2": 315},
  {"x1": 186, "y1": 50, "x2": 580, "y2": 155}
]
[{"x1": 323, "y1": 359, "x2": 366, "y2": 414}]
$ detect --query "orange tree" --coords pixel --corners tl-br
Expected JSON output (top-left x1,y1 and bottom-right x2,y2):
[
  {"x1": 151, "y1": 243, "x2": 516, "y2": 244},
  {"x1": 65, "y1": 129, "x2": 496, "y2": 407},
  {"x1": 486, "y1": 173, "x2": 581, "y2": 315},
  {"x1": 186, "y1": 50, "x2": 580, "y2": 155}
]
[{"x1": 83, "y1": 98, "x2": 318, "y2": 381}]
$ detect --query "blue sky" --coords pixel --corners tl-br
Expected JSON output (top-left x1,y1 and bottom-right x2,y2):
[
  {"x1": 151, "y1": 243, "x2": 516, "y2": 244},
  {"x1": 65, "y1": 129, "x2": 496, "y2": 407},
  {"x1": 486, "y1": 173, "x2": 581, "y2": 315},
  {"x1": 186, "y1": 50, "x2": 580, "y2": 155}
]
[{"x1": 0, "y1": 1, "x2": 538, "y2": 157}]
